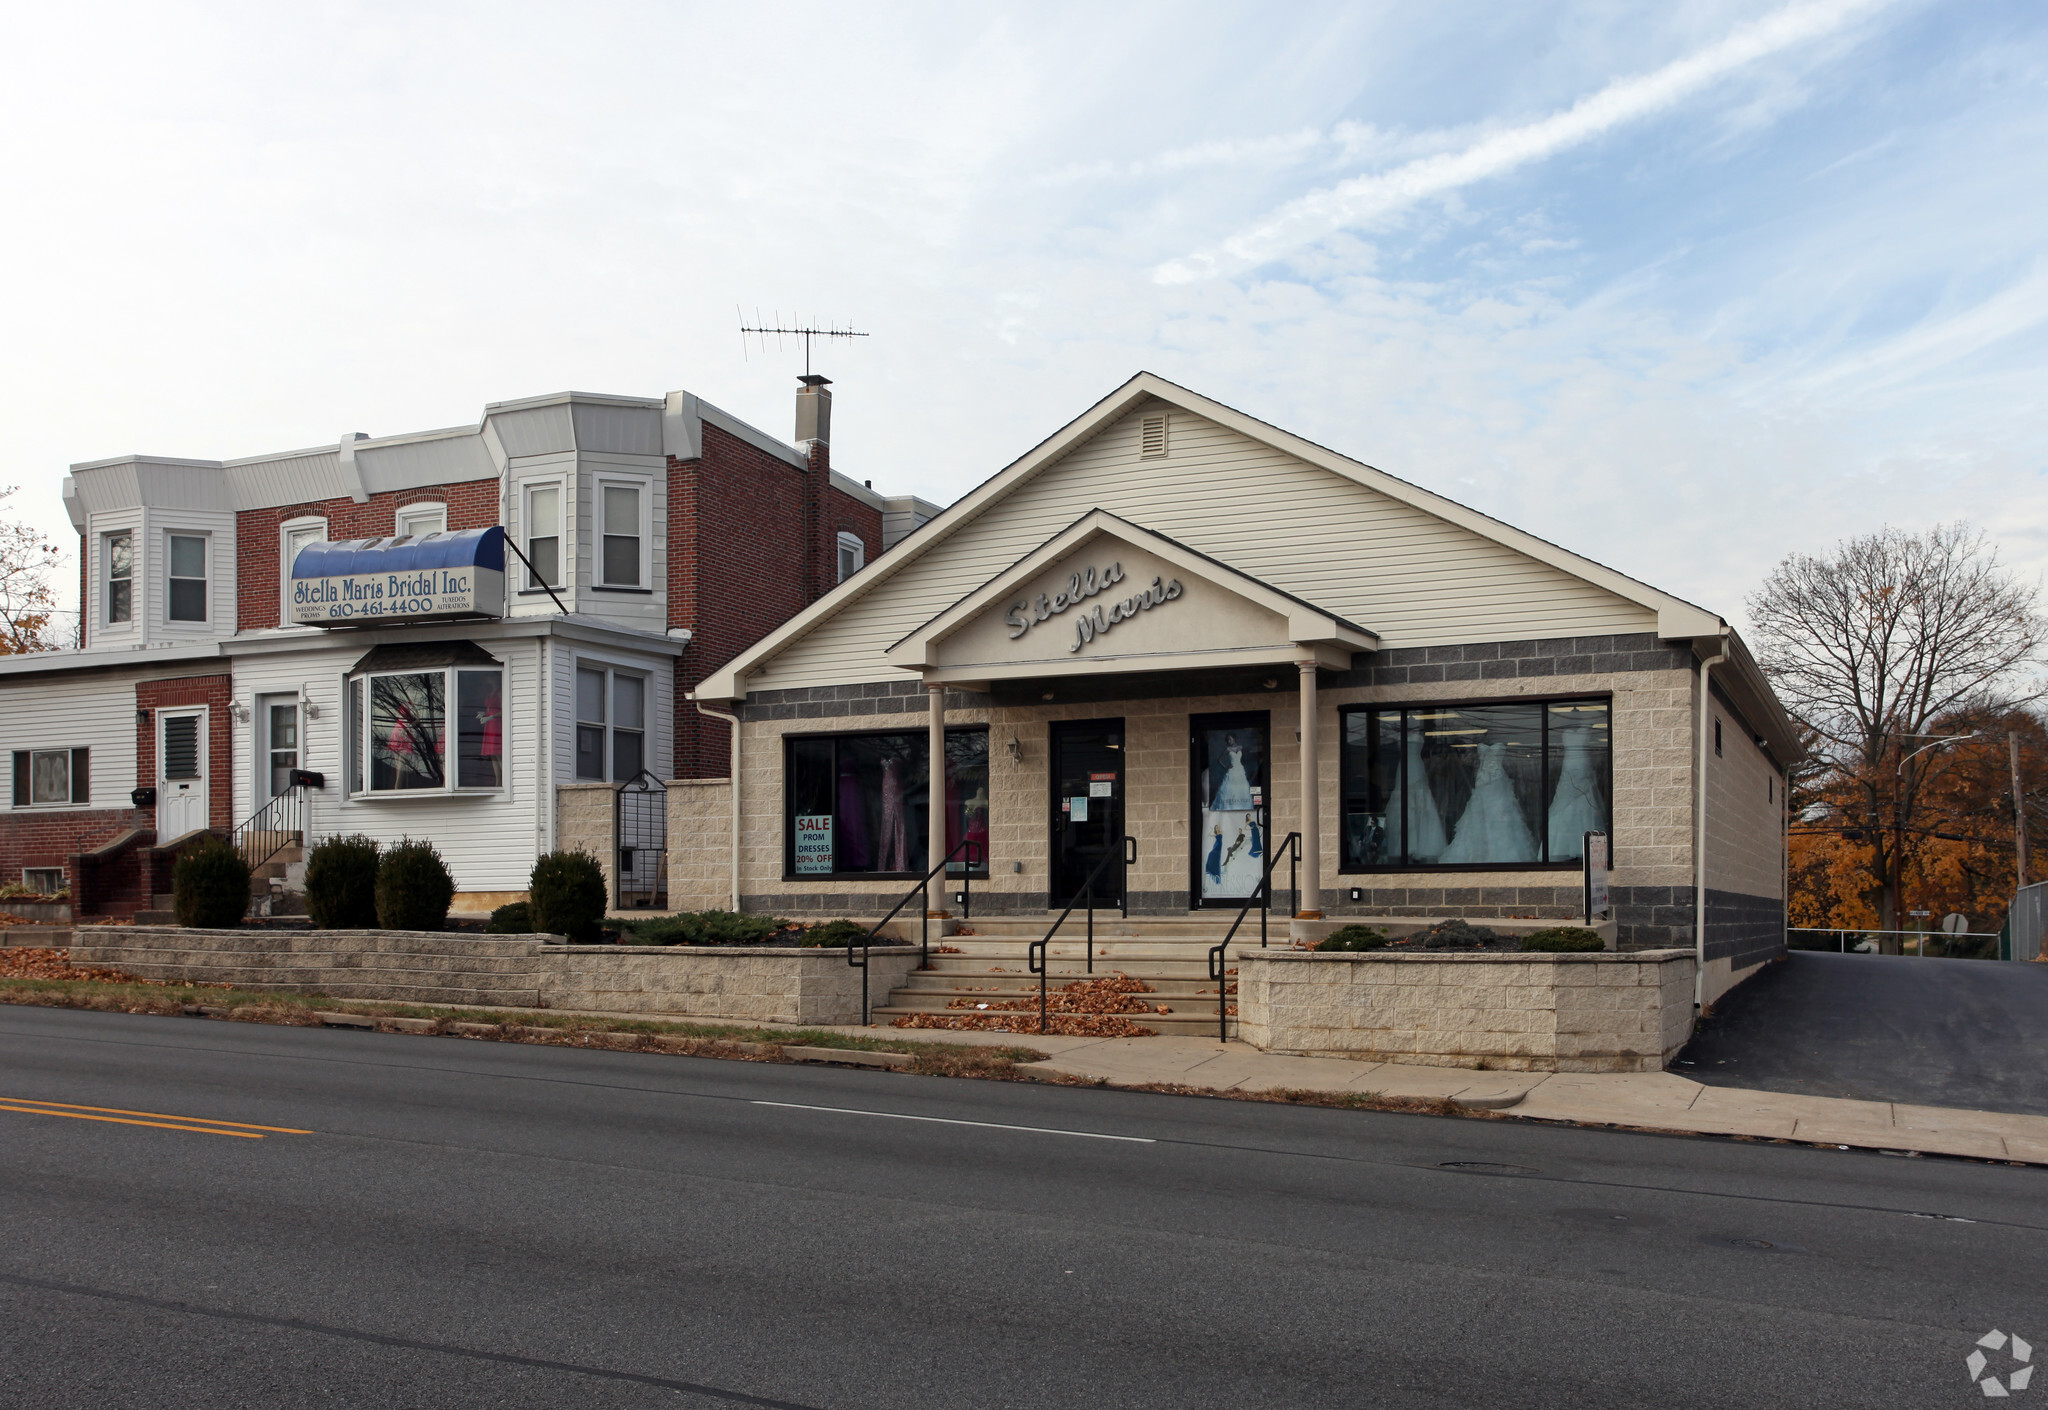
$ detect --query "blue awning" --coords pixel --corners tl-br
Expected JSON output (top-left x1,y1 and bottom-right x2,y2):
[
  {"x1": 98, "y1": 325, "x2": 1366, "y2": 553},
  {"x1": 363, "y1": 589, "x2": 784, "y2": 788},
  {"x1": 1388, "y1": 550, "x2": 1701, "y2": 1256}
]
[{"x1": 292, "y1": 526, "x2": 505, "y2": 580}]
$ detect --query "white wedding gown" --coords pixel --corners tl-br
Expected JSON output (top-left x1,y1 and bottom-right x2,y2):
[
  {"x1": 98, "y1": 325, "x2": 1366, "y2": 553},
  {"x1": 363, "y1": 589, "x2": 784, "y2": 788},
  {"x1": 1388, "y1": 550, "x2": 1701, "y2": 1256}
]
[
  {"x1": 1546, "y1": 727, "x2": 1604, "y2": 859},
  {"x1": 1381, "y1": 730, "x2": 1447, "y2": 863},
  {"x1": 1442, "y1": 742, "x2": 1537, "y2": 864}
]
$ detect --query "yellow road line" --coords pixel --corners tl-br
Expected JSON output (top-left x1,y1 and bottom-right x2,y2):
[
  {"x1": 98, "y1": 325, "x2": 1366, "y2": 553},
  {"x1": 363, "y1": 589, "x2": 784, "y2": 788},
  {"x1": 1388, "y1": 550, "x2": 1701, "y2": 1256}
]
[
  {"x1": 0, "y1": 1103, "x2": 268, "y2": 1137},
  {"x1": 0, "y1": 1097, "x2": 312, "y2": 1135}
]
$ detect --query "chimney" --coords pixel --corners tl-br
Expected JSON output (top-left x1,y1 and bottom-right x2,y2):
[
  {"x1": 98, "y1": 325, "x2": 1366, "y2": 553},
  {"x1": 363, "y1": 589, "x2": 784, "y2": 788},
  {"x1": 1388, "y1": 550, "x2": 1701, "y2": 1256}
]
[{"x1": 795, "y1": 374, "x2": 832, "y2": 446}]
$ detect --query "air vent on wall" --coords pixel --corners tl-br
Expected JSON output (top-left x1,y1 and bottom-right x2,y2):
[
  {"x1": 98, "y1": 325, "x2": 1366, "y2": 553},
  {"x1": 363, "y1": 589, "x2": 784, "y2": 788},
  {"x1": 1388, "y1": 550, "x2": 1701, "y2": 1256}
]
[{"x1": 1140, "y1": 413, "x2": 1168, "y2": 458}]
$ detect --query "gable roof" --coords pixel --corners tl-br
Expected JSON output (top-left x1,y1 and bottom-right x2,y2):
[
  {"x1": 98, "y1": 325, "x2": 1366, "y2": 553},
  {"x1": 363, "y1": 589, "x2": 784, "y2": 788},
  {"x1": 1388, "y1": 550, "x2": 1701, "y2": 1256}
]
[{"x1": 694, "y1": 372, "x2": 1798, "y2": 759}]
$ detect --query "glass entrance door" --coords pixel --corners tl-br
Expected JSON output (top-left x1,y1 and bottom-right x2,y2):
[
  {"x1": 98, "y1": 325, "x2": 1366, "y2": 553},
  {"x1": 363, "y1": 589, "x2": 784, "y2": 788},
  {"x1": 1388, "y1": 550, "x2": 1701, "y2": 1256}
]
[
  {"x1": 1191, "y1": 711, "x2": 1269, "y2": 906},
  {"x1": 1049, "y1": 719, "x2": 1123, "y2": 908}
]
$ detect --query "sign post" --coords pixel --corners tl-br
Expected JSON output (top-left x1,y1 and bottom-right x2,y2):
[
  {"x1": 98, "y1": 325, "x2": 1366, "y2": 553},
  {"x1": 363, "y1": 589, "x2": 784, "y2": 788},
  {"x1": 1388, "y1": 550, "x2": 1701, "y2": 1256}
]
[{"x1": 1582, "y1": 831, "x2": 1610, "y2": 924}]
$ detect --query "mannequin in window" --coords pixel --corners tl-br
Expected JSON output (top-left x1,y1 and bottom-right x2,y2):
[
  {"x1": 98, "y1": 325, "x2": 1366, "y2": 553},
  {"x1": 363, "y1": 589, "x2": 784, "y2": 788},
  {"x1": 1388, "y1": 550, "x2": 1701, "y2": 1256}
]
[
  {"x1": 1442, "y1": 742, "x2": 1537, "y2": 864},
  {"x1": 1546, "y1": 726, "x2": 1602, "y2": 857},
  {"x1": 480, "y1": 687, "x2": 503, "y2": 785},
  {"x1": 878, "y1": 756, "x2": 909, "y2": 873}
]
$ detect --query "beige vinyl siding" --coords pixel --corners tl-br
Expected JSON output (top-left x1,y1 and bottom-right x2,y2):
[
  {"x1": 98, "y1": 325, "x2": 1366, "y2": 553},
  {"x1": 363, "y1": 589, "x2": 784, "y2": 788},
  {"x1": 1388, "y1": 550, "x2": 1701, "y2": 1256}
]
[{"x1": 757, "y1": 400, "x2": 1654, "y2": 691}]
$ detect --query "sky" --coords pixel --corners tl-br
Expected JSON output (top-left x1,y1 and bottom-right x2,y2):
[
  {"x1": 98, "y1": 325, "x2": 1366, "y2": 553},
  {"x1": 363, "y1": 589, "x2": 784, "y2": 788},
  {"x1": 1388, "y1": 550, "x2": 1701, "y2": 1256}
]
[{"x1": 1, "y1": 0, "x2": 2044, "y2": 633}]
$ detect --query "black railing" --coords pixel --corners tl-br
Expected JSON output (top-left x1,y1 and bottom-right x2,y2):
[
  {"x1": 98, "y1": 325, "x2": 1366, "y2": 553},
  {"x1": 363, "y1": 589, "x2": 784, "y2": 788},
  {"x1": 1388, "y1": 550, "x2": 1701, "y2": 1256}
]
[
  {"x1": 1028, "y1": 835, "x2": 1137, "y2": 1033},
  {"x1": 1207, "y1": 831, "x2": 1301, "y2": 1042},
  {"x1": 848, "y1": 839, "x2": 984, "y2": 1024},
  {"x1": 232, "y1": 785, "x2": 307, "y2": 876}
]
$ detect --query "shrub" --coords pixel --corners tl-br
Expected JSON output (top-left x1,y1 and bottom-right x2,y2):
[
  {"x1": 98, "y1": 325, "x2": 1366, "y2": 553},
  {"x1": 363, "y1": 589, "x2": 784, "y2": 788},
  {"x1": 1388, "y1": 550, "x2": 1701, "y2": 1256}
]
[
  {"x1": 1520, "y1": 926, "x2": 1605, "y2": 952},
  {"x1": 1315, "y1": 924, "x2": 1389, "y2": 952},
  {"x1": 1399, "y1": 919, "x2": 1507, "y2": 950},
  {"x1": 629, "y1": 909, "x2": 793, "y2": 946},
  {"x1": 527, "y1": 850, "x2": 607, "y2": 942},
  {"x1": 375, "y1": 839, "x2": 455, "y2": 932},
  {"x1": 172, "y1": 836, "x2": 250, "y2": 929},
  {"x1": 304, "y1": 834, "x2": 381, "y2": 928},
  {"x1": 486, "y1": 901, "x2": 533, "y2": 934},
  {"x1": 798, "y1": 919, "x2": 874, "y2": 948}
]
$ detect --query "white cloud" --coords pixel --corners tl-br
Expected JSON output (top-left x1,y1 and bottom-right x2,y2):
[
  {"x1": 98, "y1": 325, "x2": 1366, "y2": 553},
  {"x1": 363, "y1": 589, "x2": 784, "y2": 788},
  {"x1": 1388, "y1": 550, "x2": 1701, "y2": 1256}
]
[{"x1": 1155, "y1": 0, "x2": 1894, "y2": 284}]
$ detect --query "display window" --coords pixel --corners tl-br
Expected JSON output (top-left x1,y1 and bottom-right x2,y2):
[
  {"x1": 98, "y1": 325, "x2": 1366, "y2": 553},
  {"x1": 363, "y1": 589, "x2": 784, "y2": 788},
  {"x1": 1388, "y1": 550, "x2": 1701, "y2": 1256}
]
[
  {"x1": 346, "y1": 666, "x2": 504, "y2": 795},
  {"x1": 1339, "y1": 697, "x2": 1610, "y2": 870},
  {"x1": 783, "y1": 728, "x2": 989, "y2": 879}
]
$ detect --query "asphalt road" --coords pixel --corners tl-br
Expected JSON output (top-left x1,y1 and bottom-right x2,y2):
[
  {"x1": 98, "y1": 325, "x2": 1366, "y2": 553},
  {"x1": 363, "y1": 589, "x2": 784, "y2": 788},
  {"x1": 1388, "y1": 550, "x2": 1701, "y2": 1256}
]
[
  {"x1": 1680, "y1": 951, "x2": 2048, "y2": 1115},
  {"x1": 1, "y1": 1007, "x2": 2043, "y2": 1409}
]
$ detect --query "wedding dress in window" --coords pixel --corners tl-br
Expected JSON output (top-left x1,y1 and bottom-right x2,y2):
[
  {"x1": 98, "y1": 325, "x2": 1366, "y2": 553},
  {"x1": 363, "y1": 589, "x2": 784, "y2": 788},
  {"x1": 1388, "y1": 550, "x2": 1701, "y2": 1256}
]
[
  {"x1": 1441, "y1": 742, "x2": 1537, "y2": 864},
  {"x1": 1546, "y1": 727, "x2": 1603, "y2": 858},
  {"x1": 1381, "y1": 730, "x2": 1448, "y2": 862}
]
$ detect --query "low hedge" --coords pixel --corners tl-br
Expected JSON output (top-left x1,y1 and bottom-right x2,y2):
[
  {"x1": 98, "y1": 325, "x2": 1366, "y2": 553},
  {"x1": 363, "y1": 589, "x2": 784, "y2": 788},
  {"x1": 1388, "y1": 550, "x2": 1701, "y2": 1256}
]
[
  {"x1": 1315, "y1": 925, "x2": 1390, "y2": 952},
  {"x1": 172, "y1": 837, "x2": 250, "y2": 929},
  {"x1": 375, "y1": 839, "x2": 455, "y2": 932},
  {"x1": 528, "y1": 851, "x2": 606, "y2": 943},
  {"x1": 1520, "y1": 926, "x2": 1606, "y2": 952}
]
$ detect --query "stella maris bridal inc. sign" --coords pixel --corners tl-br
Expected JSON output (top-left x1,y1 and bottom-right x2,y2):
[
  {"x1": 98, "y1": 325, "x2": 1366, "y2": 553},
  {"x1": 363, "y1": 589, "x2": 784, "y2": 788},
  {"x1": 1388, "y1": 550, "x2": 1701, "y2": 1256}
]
[
  {"x1": 1002, "y1": 560, "x2": 1184, "y2": 654},
  {"x1": 289, "y1": 528, "x2": 507, "y2": 626}
]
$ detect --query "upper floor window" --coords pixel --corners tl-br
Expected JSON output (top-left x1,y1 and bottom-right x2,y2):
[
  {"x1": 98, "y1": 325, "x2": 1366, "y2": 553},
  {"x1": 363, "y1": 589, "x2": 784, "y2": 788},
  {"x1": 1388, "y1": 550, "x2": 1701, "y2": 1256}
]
[
  {"x1": 280, "y1": 519, "x2": 325, "y2": 624},
  {"x1": 395, "y1": 503, "x2": 446, "y2": 539},
  {"x1": 167, "y1": 534, "x2": 207, "y2": 622},
  {"x1": 1340, "y1": 698, "x2": 1611, "y2": 870},
  {"x1": 11, "y1": 748, "x2": 88, "y2": 807},
  {"x1": 524, "y1": 483, "x2": 562, "y2": 589},
  {"x1": 599, "y1": 481, "x2": 643, "y2": 588},
  {"x1": 837, "y1": 532, "x2": 866, "y2": 583},
  {"x1": 105, "y1": 532, "x2": 132, "y2": 624},
  {"x1": 575, "y1": 665, "x2": 646, "y2": 781}
]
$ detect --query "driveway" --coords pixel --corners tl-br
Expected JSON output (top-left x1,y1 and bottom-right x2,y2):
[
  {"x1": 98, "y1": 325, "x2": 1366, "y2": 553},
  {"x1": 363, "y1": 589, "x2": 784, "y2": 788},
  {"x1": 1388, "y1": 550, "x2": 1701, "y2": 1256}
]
[{"x1": 1678, "y1": 950, "x2": 2048, "y2": 1116}]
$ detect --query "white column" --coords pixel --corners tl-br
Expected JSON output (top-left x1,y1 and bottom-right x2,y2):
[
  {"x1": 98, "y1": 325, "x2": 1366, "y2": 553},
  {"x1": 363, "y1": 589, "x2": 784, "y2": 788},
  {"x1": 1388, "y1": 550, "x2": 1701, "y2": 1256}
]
[
  {"x1": 928, "y1": 681, "x2": 948, "y2": 914},
  {"x1": 1297, "y1": 657, "x2": 1322, "y2": 918}
]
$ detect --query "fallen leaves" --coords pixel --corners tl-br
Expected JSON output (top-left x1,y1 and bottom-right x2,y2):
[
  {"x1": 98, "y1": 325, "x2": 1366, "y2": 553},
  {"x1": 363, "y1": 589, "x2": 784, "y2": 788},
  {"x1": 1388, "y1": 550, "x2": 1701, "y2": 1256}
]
[{"x1": 0, "y1": 947, "x2": 139, "y2": 983}]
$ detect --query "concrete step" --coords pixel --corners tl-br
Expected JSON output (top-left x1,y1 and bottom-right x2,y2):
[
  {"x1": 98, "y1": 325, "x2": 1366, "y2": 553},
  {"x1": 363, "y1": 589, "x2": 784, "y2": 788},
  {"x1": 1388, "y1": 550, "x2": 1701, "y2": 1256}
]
[
  {"x1": 899, "y1": 972, "x2": 1225, "y2": 997},
  {"x1": 954, "y1": 915, "x2": 1253, "y2": 938},
  {"x1": 873, "y1": 1003, "x2": 1232, "y2": 1037},
  {"x1": 134, "y1": 909, "x2": 178, "y2": 925}
]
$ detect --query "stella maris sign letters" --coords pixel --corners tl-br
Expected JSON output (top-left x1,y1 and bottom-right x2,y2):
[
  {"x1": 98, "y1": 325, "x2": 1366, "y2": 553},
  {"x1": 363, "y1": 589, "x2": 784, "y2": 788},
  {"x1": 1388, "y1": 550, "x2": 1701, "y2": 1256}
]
[
  {"x1": 1003, "y1": 560, "x2": 1185, "y2": 654},
  {"x1": 292, "y1": 568, "x2": 490, "y2": 624}
]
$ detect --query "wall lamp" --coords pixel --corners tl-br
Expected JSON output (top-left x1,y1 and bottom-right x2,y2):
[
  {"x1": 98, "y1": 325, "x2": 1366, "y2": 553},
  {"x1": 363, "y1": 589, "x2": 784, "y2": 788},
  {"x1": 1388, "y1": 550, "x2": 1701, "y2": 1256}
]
[{"x1": 1006, "y1": 731, "x2": 1024, "y2": 763}]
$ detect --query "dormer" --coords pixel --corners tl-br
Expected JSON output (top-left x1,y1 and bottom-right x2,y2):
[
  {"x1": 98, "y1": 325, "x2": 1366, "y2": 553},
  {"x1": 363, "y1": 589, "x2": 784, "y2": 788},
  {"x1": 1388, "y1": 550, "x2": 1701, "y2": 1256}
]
[{"x1": 64, "y1": 456, "x2": 237, "y2": 649}]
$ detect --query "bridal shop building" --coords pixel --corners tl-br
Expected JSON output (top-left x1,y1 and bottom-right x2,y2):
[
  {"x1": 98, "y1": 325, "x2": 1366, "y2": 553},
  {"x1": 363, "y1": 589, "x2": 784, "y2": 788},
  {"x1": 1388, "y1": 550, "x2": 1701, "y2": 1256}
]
[{"x1": 686, "y1": 373, "x2": 1799, "y2": 1004}]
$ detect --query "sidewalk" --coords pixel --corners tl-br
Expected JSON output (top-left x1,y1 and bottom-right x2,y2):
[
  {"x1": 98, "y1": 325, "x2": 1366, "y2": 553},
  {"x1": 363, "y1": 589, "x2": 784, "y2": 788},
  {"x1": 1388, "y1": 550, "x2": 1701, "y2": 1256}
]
[{"x1": 768, "y1": 1022, "x2": 2048, "y2": 1165}]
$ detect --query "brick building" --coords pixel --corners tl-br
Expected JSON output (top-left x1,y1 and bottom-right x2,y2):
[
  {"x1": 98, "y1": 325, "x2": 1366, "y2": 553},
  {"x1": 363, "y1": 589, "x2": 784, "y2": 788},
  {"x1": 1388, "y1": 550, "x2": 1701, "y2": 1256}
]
[{"x1": 0, "y1": 378, "x2": 937, "y2": 916}]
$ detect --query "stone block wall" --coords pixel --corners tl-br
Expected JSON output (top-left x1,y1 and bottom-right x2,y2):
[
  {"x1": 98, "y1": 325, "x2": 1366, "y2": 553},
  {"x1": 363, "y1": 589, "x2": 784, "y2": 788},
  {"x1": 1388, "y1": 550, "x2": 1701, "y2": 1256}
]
[
  {"x1": 668, "y1": 777, "x2": 734, "y2": 912},
  {"x1": 1234, "y1": 948, "x2": 1696, "y2": 1072},
  {"x1": 70, "y1": 927, "x2": 918, "y2": 1026},
  {"x1": 555, "y1": 783, "x2": 618, "y2": 899}
]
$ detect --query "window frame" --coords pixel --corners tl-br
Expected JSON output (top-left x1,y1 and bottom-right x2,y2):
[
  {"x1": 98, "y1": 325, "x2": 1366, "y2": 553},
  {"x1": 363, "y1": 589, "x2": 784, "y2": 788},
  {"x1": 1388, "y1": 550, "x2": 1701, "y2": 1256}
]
[
  {"x1": 11, "y1": 747, "x2": 89, "y2": 809},
  {"x1": 21, "y1": 868, "x2": 66, "y2": 895},
  {"x1": 573, "y1": 662, "x2": 651, "y2": 782},
  {"x1": 278, "y1": 516, "x2": 327, "y2": 626},
  {"x1": 835, "y1": 531, "x2": 866, "y2": 584},
  {"x1": 592, "y1": 476, "x2": 651, "y2": 592},
  {"x1": 780, "y1": 726, "x2": 991, "y2": 881},
  {"x1": 104, "y1": 530, "x2": 133, "y2": 625},
  {"x1": 520, "y1": 479, "x2": 565, "y2": 592},
  {"x1": 165, "y1": 531, "x2": 209, "y2": 623},
  {"x1": 1336, "y1": 692, "x2": 1612, "y2": 873},
  {"x1": 344, "y1": 664, "x2": 506, "y2": 799},
  {"x1": 394, "y1": 502, "x2": 447, "y2": 539}
]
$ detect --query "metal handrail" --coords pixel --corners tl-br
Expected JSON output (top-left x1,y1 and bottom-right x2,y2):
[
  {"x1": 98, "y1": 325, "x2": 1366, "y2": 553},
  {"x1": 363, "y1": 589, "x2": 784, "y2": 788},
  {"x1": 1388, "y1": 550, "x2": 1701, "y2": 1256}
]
[
  {"x1": 1028, "y1": 835, "x2": 1137, "y2": 1033},
  {"x1": 848, "y1": 839, "x2": 984, "y2": 1024},
  {"x1": 231, "y1": 784, "x2": 307, "y2": 875},
  {"x1": 1207, "y1": 831, "x2": 1302, "y2": 1042}
]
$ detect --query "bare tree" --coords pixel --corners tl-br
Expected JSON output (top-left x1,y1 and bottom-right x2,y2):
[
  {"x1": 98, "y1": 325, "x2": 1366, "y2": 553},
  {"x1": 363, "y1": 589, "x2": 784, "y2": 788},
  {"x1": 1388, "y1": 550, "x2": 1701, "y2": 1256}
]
[
  {"x1": 1750, "y1": 522, "x2": 2046, "y2": 937},
  {"x1": 0, "y1": 486, "x2": 64, "y2": 655}
]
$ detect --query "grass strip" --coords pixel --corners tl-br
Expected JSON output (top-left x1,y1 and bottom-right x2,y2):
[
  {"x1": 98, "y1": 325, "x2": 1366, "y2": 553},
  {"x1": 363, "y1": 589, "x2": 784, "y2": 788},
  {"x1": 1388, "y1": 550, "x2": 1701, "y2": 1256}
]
[{"x1": 0, "y1": 978, "x2": 1044, "y2": 1079}]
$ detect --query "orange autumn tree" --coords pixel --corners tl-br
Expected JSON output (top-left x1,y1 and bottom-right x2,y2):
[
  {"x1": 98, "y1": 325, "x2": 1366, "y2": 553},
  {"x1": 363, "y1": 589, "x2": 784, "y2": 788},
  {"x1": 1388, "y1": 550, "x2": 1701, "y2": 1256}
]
[
  {"x1": 0, "y1": 485, "x2": 64, "y2": 655},
  {"x1": 1752, "y1": 523, "x2": 2046, "y2": 940}
]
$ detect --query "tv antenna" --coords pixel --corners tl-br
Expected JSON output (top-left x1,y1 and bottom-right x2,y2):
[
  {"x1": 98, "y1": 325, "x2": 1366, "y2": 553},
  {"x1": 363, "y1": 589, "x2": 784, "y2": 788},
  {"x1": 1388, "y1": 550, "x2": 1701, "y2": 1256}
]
[{"x1": 738, "y1": 308, "x2": 869, "y2": 378}]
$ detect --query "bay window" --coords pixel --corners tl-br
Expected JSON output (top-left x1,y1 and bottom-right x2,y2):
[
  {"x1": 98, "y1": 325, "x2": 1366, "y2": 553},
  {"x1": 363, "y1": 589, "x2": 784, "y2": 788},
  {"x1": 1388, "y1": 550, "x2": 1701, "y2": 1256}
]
[
  {"x1": 105, "y1": 532, "x2": 132, "y2": 624},
  {"x1": 784, "y1": 728, "x2": 989, "y2": 878},
  {"x1": 1340, "y1": 698, "x2": 1610, "y2": 870},
  {"x1": 345, "y1": 661, "x2": 504, "y2": 795},
  {"x1": 167, "y1": 533, "x2": 207, "y2": 622},
  {"x1": 523, "y1": 483, "x2": 562, "y2": 589},
  {"x1": 598, "y1": 481, "x2": 643, "y2": 588},
  {"x1": 575, "y1": 665, "x2": 646, "y2": 781}
]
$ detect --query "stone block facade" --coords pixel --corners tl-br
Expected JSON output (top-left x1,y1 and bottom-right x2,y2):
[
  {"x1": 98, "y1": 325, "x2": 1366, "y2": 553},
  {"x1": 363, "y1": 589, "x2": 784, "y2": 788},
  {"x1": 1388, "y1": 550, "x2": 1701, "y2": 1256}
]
[
  {"x1": 1234, "y1": 948, "x2": 1696, "y2": 1072},
  {"x1": 555, "y1": 782, "x2": 618, "y2": 899},
  {"x1": 70, "y1": 927, "x2": 918, "y2": 1026},
  {"x1": 667, "y1": 777, "x2": 734, "y2": 912}
]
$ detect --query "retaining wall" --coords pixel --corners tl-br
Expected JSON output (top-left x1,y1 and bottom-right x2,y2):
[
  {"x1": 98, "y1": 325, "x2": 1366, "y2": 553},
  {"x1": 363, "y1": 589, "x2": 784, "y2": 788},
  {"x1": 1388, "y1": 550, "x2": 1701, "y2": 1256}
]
[
  {"x1": 68, "y1": 928, "x2": 920, "y2": 1027},
  {"x1": 1235, "y1": 948, "x2": 1696, "y2": 1073}
]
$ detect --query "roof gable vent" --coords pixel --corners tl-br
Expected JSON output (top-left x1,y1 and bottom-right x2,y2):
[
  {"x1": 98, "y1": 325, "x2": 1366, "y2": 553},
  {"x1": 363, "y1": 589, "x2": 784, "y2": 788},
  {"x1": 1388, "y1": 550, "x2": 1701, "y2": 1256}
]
[{"x1": 1139, "y1": 413, "x2": 1169, "y2": 458}]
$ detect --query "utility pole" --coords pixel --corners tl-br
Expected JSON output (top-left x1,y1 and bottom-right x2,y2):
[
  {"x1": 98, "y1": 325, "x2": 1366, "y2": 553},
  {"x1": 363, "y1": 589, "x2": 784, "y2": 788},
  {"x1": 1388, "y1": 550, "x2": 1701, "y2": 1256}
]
[{"x1": 2011, "y1": 731, "x2": 2031, "y2": 890}]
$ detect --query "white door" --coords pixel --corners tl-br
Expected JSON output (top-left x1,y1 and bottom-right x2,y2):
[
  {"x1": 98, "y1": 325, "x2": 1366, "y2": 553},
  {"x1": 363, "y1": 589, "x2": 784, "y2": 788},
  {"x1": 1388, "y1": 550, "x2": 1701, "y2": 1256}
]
[
  {"x1": 257, "y1": 696, "x2": 300, "y2": 802},
  {"x1": 157, "y1": 708, "x2": 208, "y2": 840}
]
